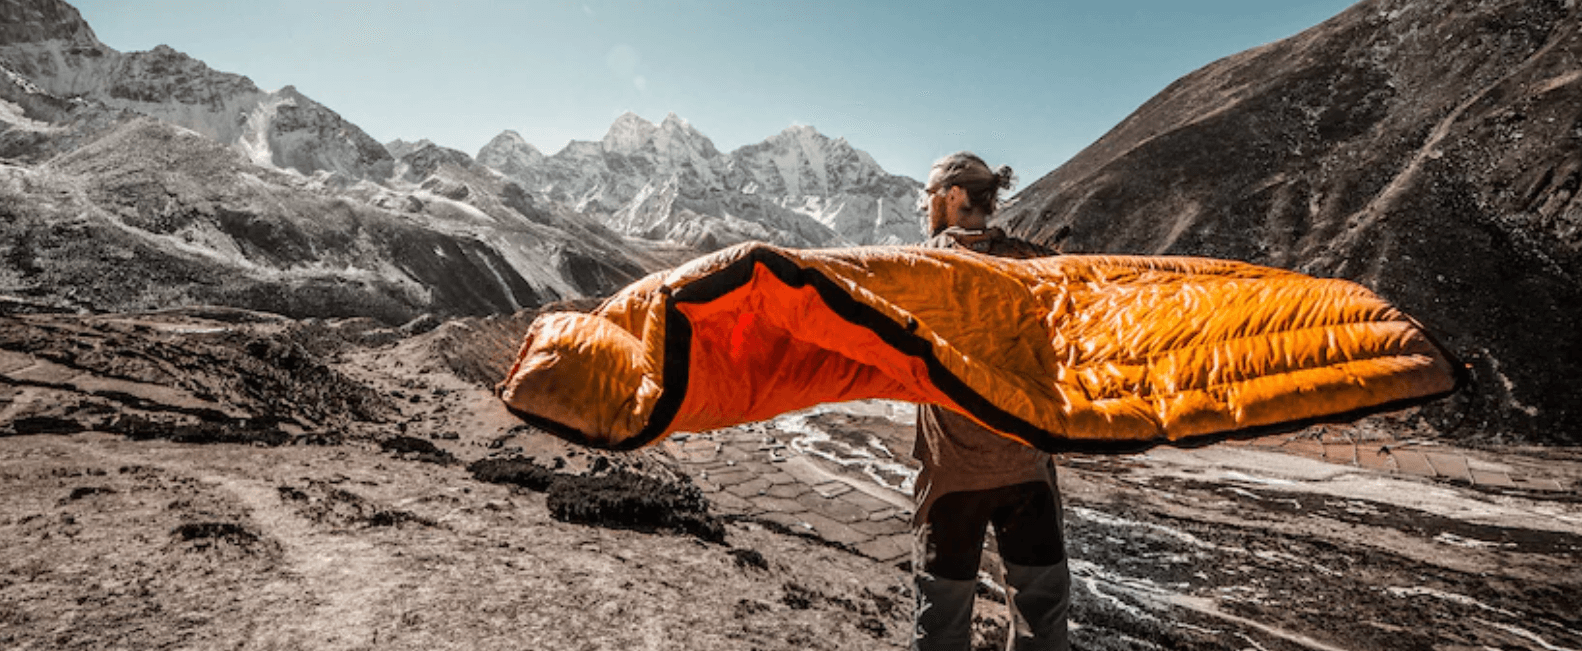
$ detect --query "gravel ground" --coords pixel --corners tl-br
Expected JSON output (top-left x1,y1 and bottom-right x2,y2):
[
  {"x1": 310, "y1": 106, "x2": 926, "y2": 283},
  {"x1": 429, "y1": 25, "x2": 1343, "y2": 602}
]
[{"x1": 1, "y1": 310, "x2": 1577, "y2": 650}]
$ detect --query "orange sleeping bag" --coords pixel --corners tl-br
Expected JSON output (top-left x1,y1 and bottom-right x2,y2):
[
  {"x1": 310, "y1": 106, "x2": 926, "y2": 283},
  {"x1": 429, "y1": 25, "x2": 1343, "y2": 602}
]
[{"x1": 499, "y1": 242, "x2": 1461, "y2": 451}]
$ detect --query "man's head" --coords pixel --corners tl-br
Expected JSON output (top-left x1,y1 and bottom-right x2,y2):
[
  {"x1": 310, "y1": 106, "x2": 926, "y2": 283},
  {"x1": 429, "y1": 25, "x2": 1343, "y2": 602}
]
[{"x1": 922, "y1": 152, "x2": 1015, "y2": 236}]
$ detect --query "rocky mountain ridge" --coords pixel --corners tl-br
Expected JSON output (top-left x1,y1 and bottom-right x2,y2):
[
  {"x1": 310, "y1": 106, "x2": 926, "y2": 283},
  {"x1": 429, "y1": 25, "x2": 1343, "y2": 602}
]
[
  {"x1": 0, "y1": 0, "x2": 394, "y2": 180},
  {"x1": 0, "y1": 109, "x2": 678, "y2": 322},
  {"x1": 476, "y1": 113, "x2": 924, "y2": 248},
  {"x1": 3, "y1": 0, "x2": 924, "y2": 253},
  {"x1": 998, "y1": 0, "x2": 1582, "y2": 444},
  {"x1": 0, "y1": 0, "x2": 691, "y2": 323}
]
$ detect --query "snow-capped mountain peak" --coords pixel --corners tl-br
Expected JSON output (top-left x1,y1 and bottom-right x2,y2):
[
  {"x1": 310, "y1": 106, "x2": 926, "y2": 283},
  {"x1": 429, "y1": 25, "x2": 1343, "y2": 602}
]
[
  {"x1": 654, "y1": 112, "x2": 720, "y2": 163},
  {"x1": 658, "y1": 111, "x2": 690, "y2": 130},
  {"x1": 602, "y1": 111, "x2": 658, "y2": 153},
  {"x1": 482, "y1": 130, "x2": 538, "y2": 157},
  {"x1": 476, "y1": 130, "x2": 545, "y2": 180},
  {"x1": 477, "y1": 112, "x2": 923, "y2": 248}
]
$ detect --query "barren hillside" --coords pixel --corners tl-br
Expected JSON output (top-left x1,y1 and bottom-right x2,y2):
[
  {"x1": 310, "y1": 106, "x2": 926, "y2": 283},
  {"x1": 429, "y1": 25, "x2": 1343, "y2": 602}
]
[{"x1": 1000, "y1": 0, "x2": 1582, "y2": 445}]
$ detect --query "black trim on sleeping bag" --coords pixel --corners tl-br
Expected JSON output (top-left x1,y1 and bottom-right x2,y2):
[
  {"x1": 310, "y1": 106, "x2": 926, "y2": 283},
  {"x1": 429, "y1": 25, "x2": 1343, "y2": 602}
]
[{"x1": 615, "y1": 299, "x2": 693, "y2": 451}]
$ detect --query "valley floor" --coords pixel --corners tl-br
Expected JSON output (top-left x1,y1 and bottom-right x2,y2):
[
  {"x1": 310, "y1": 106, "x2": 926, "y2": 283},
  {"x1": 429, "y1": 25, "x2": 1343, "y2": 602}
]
[{"x1": 0, "y1": 309, "x2": 1577, "y2": 651}]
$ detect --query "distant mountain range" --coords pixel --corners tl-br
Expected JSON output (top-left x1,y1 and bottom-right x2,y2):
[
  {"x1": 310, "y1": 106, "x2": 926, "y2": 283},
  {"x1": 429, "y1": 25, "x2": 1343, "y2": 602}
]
[
  {"x1": 0, "y1": 0, "x2": 923, "y2": 324},
  {"x1": 997, "y1": 0, "x2": 1582, "y2": 444},
  {"x1": 474, "y1": 113, "x2": 922, "y2": 248}
]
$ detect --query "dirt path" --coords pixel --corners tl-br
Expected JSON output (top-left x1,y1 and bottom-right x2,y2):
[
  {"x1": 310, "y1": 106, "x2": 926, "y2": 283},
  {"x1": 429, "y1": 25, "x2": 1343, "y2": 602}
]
[{"x1": 211, "y1": 474, "x2": 403, "y2": 649}]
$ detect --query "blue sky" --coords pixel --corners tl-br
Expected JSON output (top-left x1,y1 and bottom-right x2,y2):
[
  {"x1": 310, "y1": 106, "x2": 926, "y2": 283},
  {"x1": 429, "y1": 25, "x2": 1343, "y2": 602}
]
[{"x1": 73, "y1": 0, "x2": 1357, "y2": 182}]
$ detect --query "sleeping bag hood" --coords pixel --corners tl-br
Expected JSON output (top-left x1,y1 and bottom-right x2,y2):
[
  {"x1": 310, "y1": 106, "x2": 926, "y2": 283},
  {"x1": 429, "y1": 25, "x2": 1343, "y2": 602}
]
[{"x1": 500, "y1": 242, "x2": 1462, "y2": 452}]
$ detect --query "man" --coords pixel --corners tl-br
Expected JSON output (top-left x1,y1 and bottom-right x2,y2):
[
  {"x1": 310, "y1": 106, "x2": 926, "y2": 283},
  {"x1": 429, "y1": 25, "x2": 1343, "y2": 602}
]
[{"x1": 912, "y1": 152, "x2": 1070, "y2": 651}]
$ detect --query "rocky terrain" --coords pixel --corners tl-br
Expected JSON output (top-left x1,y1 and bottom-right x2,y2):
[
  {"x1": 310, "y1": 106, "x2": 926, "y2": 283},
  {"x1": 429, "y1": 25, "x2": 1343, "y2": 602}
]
[
  {"x1": 997, "y1": 0, "x2": 1582, "y2": 445},
  {"x1": 0, "y1": 308, "x2": 1576, "y2": 651}
]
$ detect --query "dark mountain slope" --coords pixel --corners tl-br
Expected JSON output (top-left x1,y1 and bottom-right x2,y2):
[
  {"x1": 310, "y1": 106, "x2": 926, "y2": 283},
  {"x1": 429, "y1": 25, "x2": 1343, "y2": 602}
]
[{"x1": 1000, "y1": 0, "x2": 1581, "y2": 444}]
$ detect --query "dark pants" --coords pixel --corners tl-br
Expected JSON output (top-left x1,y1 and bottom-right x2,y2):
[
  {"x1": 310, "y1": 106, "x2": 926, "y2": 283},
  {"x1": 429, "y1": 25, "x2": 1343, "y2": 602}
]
[{"x1": 913, "y1": 480, "x2": 1071, "y2": 651}]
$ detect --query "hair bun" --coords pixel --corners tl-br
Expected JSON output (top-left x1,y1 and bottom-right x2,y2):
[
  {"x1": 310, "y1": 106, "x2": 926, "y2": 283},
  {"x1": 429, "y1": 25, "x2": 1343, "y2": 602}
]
[{"x1": 992, "y1": 165, "x2": 1015, "y2": 190}]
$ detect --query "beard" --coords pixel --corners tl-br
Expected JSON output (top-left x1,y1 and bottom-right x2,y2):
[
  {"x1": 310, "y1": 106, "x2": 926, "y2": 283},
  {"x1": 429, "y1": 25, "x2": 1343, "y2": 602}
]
[{"x1": 927, "y1": 193, "x2": 950, "y2": 236}]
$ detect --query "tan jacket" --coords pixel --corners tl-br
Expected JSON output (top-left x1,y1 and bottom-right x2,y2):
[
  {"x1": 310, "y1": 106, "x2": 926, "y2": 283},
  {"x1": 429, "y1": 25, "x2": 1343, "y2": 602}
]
[{"x1": 913, "y1": 227, "x2": 1058, "y2": 507}]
